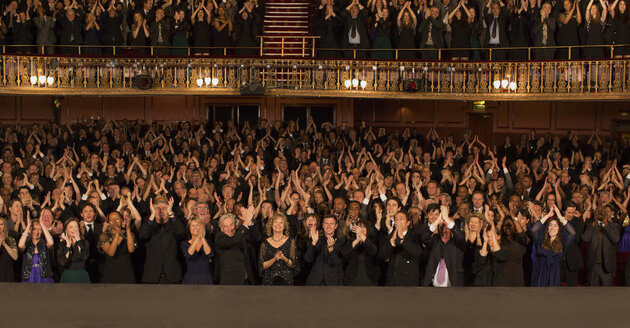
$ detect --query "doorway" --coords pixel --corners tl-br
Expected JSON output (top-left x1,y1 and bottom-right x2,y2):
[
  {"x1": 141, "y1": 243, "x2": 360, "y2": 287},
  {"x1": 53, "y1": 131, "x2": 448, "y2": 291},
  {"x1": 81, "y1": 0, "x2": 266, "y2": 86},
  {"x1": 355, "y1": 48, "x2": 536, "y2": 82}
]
[{"x1": 467, "y1": 113, "x2": 494, "y2": 145}]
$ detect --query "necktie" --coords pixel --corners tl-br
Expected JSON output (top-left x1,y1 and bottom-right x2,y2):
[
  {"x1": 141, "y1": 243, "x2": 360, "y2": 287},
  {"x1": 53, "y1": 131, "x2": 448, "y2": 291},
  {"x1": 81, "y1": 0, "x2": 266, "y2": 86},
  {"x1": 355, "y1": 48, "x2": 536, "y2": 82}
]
[
  {"x1": 492, "y1": 18, "x2": 498, "y2": 39},
  {"x1": 351, "y1": 19, "x2": 357, "y2": 38},
  {"x1": 436, "y1": 258, "x2": 447, "y2": 285}
]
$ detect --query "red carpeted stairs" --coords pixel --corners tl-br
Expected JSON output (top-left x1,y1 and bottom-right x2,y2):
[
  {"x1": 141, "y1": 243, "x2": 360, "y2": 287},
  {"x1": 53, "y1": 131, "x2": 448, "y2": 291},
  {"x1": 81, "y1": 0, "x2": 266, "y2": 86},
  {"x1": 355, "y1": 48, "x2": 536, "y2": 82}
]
[{"x1": 262, "y1": 0, "x2": 313, "y2": 57}]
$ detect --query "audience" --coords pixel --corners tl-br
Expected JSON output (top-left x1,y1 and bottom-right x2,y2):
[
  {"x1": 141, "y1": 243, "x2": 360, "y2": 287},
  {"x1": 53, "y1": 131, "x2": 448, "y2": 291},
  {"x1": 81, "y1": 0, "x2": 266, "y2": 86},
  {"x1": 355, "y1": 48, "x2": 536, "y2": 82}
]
[{"x1": 0, "y1": 116, "x2": 629, "y2": 287}]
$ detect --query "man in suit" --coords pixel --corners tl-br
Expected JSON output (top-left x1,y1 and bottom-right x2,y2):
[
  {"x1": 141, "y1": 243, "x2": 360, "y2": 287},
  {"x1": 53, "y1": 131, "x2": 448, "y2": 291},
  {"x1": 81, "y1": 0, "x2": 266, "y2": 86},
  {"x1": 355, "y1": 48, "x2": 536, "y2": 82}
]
[
  {"x1": 305, "y1": 214, "x2": 346, "y2": 285},
  {"x1": 33, "y1": 7, "x2": 56, "y2": 54},
  {"x1": 379, "y1": 211, "x2": 423, "y2": 286},
  {"x1": 582, "y1": 205, "x2": 621, "y2": 286},
  {"x1": 81, "y1": 203, "x2": 104, "y2": 283},
  {"x1": 561, "y1": 201, "x2": 584, "y2": 286},
  {"x1": 422, "y1": 205, "x2": 466, "y2": 287},
  {"x1": 56, "y1": 9, "x2": 83, "y2": 55},
  {"x1": 340, "y1": 0, "x2": 369, "y2": 59},
  {"x1": 213, "y1": 212, "x2": 258, "y2": 285},
  {"x1": 533, "y1": 2, "x2": 557, "y2": 60},
  {"x1": 483, "y1": 0, "x2": 509, "y2": 60},
  {"x1": 139, "y1": 196, "x2": 185, "y2": 284},
  {"x1": 149, "y1": 8, "x2": 171, "y2": 55},
  {"x1": 418, "y1": 6, "x2": 444, "y2": 60}
]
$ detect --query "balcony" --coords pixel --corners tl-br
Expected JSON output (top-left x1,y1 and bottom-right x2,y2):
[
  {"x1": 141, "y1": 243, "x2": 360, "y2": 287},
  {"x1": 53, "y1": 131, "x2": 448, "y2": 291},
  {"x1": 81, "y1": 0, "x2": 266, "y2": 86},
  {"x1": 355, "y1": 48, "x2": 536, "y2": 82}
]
[{"x1": 1, "y1": 44, "x2": 630, "y2": 100}]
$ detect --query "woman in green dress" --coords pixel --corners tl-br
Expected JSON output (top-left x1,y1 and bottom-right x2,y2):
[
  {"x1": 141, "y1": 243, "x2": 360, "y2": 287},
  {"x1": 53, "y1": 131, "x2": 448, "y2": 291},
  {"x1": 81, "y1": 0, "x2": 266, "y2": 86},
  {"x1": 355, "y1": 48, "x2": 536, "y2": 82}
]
[{"x1": 58, "y1": 218, "x2": 91, "y2": 283}]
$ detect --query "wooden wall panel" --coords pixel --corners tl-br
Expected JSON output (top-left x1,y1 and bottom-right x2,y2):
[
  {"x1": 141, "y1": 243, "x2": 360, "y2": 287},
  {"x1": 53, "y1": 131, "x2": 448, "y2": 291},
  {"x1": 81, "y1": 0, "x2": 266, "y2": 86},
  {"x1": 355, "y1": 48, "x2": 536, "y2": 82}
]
[
  {"x1": 406, "y1": 100, "x2": 435, "y2": 124},
  {"x1": 152, "y1": 96, "x2": 191, "y2": 122},
  {"x1": 0, "y1": 96, "x2": 18, "y2": 120},
  {"x1": 512, "y1": 102, "x2": 552, "y2": 129},
  {"x1": 353, "y1": 99, "x2": 374, "y2": 122},
  {"x1": 106, "y1": 97, "x2": 147, "y2": 121},
  {"x1": 600, "y1": 103, "x2": 629, "y2": 132},
  {"x1": 65, "y1": 97, "x2": 104, "y2": 121},
  {"x1": 555, "y1": 102, "x2": 598, "y2": 130},
  {"x1": 495, "y1": 102, "x2": 509, "y2": 128},
  {"x1": 435, "y1": 101, "x2": 464, "y2": 125},
  {"x1": 21, "y1": 96, "x2": 54, "y2": 121}
]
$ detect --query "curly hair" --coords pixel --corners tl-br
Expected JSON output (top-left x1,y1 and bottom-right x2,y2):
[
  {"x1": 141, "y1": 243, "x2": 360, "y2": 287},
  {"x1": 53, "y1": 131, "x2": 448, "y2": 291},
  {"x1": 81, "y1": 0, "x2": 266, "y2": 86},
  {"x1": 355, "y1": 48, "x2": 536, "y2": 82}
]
[
  {"x1": 265, "y1": 213, "x2": 290, "y2": 238},
  {"x1": 542, "y1": 218, "x2": 563, "y2": 253}
]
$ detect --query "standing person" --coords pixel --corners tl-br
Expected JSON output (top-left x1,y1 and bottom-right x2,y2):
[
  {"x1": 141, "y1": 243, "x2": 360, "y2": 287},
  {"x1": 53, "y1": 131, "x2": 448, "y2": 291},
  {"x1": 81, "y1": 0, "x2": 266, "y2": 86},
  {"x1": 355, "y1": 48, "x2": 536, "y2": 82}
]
[
  {"x1": 528, "y1": 205, "x2": 576, "y2": 286},
  {"x1": 191, "y1": 4, "x2": 211, "y2": 55},
  {"x1": 582, "y1": 205, "x2": 621, "y2": 286},
  {"x1": 259, "y1": 214, "x2": 299, "y2": 285},
  {"x1": 0, "y1": 218, "x2": 18, "y2": 282},
  {"x1": 422, "y1": 206, "x2": 466, "y2": 287},
  {"x1": 418, "y1": 6, "x2": 444, "y2": 60},
  {"x1": 129, "y1": 12, "x2": 150, "y2": 55},
  {"x1": 57, "y1": 9, "x2": 84, "y2": 55},
  {"x1": 557, "y1": 0, "x2": 582, "y2": 59},
  {"x1": 448, "y1": 1, "x2": 472, "y2": 61},
  {"x1": 18, "y1": 218, "x2": 55, "y2": 283},
  {"x1": 81, "y1": 203, "x2": 103, "y2": 283},
  {"x1": 99, "y1": 211, "x2": 136, "y2": 284},
  {"x1": 139, "y1": 196, "x2": 185, "y2": 284},
  {"x1": 370, "y1": 7, "x2": 393, "y2": 59},
  {"x1": 483, "y1": 0, "x2": 509, "y2": 60},
  {"x1": 533, "y1": 2, "x2": 557, "y2": 60},
  {"x1": 212, "y1": 6, "x2": 233, "y2": 55},
  {"x1": 341, "y1": 219, "x2": 380, "y2": 286},
  {"x1": 83, "y1": 12, "x2": 102, "y2": 55},
  {"x1": 214, "y1": 209, "x2": 257, "y2": 285},
  {"x1": 181, "y1": 218, "x2": 213, "y2": 285},
  {"x1": 235, "y1": 3, "x2": 257, "y2": 56},
  {"x1": 494, "y1": 216, "x2": 527, "y2": 286},
  {"x1": 340, "y1": 0, "x2": 369, "y2": 59},
  {"x1": 305, "y1": 214, "x2": 345, "y2": 286},
  {"x1": 379, "y1": 211, "x2": 423, "y2": 286},
  {"x1": 396, "y1": 2, "x2": 417, "y2": 60},
  {"x1": 171, "y1": 9, "x2": 189, "y2": 55},
  {"x1": 316, "y1": 1, "x2": 342, "y2": 58},
  {"x1": 583, "y1": 0, "x2": 608, "y2": 59},
  {"x1": 58, "y1": 218, "x2": 90, "y2": 283},
  {"x1": 33, "y1": 6, "x2": 56, "y2": 54},
  {"x1": 150, "y1": 8, "x2": 171, "y2": 55},
  {"x1": 610, "y1": 0, "x2": 630, "y2": 58},
  {"x1": 560, "y1": 201, "x2": 585, "y2": 286}
]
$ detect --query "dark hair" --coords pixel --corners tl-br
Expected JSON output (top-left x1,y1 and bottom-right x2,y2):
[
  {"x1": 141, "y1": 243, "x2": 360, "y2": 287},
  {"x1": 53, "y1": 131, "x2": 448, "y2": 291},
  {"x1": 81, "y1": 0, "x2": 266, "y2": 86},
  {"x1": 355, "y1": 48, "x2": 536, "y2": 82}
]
[{"x1": 426, "y1": 203, "x2": 441, "y2": 213}]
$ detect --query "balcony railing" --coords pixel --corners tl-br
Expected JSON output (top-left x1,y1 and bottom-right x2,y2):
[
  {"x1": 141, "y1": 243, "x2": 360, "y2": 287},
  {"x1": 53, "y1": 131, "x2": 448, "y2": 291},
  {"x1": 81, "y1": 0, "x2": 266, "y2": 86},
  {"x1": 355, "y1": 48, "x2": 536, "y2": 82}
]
[{"x1": 1, "y1": 48, "x2": 629, "y2": 100}]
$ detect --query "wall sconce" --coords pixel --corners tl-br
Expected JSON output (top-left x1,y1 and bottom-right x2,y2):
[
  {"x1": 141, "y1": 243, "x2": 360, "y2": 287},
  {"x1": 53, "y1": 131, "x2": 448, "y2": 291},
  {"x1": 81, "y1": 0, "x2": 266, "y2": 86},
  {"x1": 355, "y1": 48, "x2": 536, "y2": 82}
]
[
  {"x1": 493, "y1": 74, "x2": 517, "y2": 92},
  {"x1": 30, "y1": 73, "x2": 55, "y2": 86}
]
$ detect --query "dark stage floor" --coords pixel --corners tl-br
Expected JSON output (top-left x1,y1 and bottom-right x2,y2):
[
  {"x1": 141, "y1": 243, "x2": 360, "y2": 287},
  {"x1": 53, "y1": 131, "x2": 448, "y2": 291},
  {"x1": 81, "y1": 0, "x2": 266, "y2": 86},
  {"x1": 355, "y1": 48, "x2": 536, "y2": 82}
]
[{"x1": 1, "y1": 284, "x2": 627, "y2": 327}]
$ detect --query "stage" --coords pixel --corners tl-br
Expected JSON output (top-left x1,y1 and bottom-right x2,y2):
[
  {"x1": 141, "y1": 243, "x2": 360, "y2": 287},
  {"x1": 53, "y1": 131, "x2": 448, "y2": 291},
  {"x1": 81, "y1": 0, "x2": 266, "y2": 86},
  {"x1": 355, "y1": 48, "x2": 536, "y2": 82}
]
[{"x1": 1, "y1": 284, "x2": 627, "y2": 327}]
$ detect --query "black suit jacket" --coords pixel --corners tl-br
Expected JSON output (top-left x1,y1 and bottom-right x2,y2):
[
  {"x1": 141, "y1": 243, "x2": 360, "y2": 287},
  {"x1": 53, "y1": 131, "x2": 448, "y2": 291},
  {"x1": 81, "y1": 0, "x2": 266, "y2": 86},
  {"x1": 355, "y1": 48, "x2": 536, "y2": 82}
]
[
  {"x1": 213, "y1": 225, "x2": 257, "y2": 285},
  {"x1": 564, "y1": 218, "x2": 585, "y2": 272},
  {"x1": 84, "y1": 221, "x2": 104, "y2": 283},
  {"x1": 139, "y1": 218, "x2": 186, "y2": 283},
  {"x1": 582, "y1": 220, "x2": 620, "y2": 274},
  {"x1": 340, "y1": 8, "x2": 369, "y2": 49},
  {"x1": 418, "y1": 15, "x2": 444, "y2": 48},
  {"x1": 304, "y1": 236, "x2": 345, "y2": 286},
  {"x1": 483, "y1": 7, "x2": 510, "y2": 47},
  {"x1": 379, "y1": 230, "x2": 423, "y2": 286},
  {"x1": 421, "y1": 224, "x2": 466, "y2": 286}
]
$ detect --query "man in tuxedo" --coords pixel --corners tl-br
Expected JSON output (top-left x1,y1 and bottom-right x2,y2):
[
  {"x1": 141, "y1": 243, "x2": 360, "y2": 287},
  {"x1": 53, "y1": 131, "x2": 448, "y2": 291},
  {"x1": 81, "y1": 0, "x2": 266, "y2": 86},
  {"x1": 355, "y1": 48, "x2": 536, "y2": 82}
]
[
  {"x1": 139, "y1": 196, "x2": 185, "y2": 284},
  {"x1": 561, "y1": 201, "x2": 584, "y2": 286},
  {"x1": 422, "y1": 205, "x2": 465, "y2": 287},
  {"x1": 57, "y1": 9, "x2": 84, "y2": 55},
  {"x1": 471, "y1": 191, "x2": 486, "y2": 213},
  {"x1": 81, "y1": 203, "x2": 103, "y2": 283},
  {"x1": 340, "y1": 0, "x2": 369, "y2": 59},
  {"x1": 483, "y1": 0, "x2": 509, "y2": 60},
  {"x1": 379, "y1": 211, "x2": 423, "y2": 286},
  {"x1": 214, "y1": 211, "x2": 257, "y2": 285},
  {"x1": 305, "y1": 215, "x2": 346, "y2": 285},
  {"x1": 582, "y1": 205, "x2": 621, "y2": 286}
]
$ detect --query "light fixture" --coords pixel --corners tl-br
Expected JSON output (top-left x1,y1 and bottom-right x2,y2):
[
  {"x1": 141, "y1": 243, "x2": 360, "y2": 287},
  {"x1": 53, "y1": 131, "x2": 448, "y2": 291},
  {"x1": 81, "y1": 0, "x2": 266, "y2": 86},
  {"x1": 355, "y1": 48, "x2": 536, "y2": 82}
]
[
  {"x1": 196, "y1": 78, "x2": 203, "y2": 87},
  {"x1": 509, "y1": 82, "x2": 517, "y2": 91},
  {"x1": 344, "y1": 79, "x2": 352, "y2": 88},
  {"x1": 501, "y1": 79, "x2": 508, "y2": 89},
  {"x1": 360, "y1": 80, "x2": 367, "y2": 89},
  {"x1": 30, "y1": 76, "x2": 38, "y2": 85},
  {"x1": 493, "y1": 80, "x2": 501, "y2": 89},
  {"x1": 47, "y1": 76, "x2": 55, "y2": 85},
  {"x1": 212, "y1": 78, "x2": 219, "y2": 86},
  {"x1": 352, "y1": 78, "x2": 359, "y2": 88},
  {"x1": 38, "y1": 75, "x2": 46, "y2": 84},
  {"x1": 204, "y1": 77, "x2": 211, "y2": 85}
]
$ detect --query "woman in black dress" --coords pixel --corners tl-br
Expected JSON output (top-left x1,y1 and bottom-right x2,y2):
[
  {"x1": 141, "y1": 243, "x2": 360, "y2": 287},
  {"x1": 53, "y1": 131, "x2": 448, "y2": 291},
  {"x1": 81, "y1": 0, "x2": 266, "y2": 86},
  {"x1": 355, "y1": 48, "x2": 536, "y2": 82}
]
[
  {"x1": 235, "y1": 9, "x2": 257, "y2": 56},
  {"x1": 611, "y1": 0, "x2": 630, "y2": 57},
  {"x1": 84, "y1": 12, "x2": 103, "y2": 55},
  {"x1": 371, "y1": 8, "x2": 394, "y2": 59},
  {"x1": 341, "y1": 219, "x2": 380, "y2": 286},
  {"x1": 99, "y1": 211, "x2": 136, "y2": 284},
  {"x1": 494, "y1": 216, "x2": 527, "y2": 286},
  {"x1": 259, "y1": 214, "x2": 299, "y2": 285},
  {"x1": 0, "y1": 218, "x2": 18, "y2": 282},
  {"x1": 213, "y1": 6, "x2": 233, "y2": 56},
  {"x1": 171, "y1": 9, "x2": 190, "y2": 55},
  {"x1": 316, "y1": 3, "x2": 342, "y2": 58},
  {"x1": 181, "y1": 218, "x2": 213, "y2": 284},
  {"x1": 557, "y1": 0, "x2": 582, "y2": 59},
  {"x1": 396, "y1": 2, "x2": 417, "y2": 60},
  {"x1": 448, "y1": 1, "x2": 471, "y2": 61},
  {"x1": 295, "y1": 214, "x2": 319, "y2": 285},
  {"x1": 584, "y1": 0, "x2": 608, "y2": 59},
  {"x1": 129, "y1": 12, "x2": 150, "y2": 55},
  {"x1": 508, "y1": 0, "x2": 530, "y2": 60},
  {"x1": 58, "y1": 218, "x2": 91, "y2": 283},
  {"x1": 192, "y1": 4, "x2": 212, "y2": 55}
]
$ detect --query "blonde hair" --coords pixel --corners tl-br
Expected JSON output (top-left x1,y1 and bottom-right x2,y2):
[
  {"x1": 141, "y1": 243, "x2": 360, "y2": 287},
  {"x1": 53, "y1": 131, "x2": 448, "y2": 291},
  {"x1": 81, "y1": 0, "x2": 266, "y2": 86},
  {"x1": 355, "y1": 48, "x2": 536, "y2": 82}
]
[{"x1": 265, "y1": 213, "x2": 290, "y2": 237}]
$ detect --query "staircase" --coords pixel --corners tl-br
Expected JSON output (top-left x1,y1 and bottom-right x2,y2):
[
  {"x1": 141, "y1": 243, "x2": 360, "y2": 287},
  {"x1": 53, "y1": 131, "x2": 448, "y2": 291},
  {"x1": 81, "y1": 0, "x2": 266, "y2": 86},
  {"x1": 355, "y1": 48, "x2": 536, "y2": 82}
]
[{"x1": 262, "y1": 0, "x2": 313, "y2": 57}]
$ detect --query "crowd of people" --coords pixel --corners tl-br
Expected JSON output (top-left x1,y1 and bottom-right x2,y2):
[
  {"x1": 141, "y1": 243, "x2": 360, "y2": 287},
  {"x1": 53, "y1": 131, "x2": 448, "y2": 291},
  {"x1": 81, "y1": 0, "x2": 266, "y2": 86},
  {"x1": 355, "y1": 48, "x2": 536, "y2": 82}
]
[
  {"x1": 0, "y1": 0, "x2": 262, "y2": 55},
  {"x1": 2, "y1": 0, "x2": 629, "y2": 59},
  {"x1": 0, "y1": 117, "x2": 629, "y2": 287},
  {"x1": 315, "y1": 0, "x2": 630, "y2": 59}
]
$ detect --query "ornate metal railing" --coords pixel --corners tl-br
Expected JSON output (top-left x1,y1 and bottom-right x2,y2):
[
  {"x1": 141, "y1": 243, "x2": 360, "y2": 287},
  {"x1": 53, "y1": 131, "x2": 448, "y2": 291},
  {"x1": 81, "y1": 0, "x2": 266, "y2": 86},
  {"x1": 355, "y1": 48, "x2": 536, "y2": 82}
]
[{"x1": 1, "y1": 54, "x2": 630, "y2": 100}]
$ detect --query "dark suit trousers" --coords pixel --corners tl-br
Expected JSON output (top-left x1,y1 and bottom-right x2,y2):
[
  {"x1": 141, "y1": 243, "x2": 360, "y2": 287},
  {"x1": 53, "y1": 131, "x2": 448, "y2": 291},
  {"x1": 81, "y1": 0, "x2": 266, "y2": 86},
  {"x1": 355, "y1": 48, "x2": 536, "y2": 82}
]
[
  {"x1": 590, "y1": 263, "x2": 613, "y2": 286},
  {"x1": 560, "y1": 261, "x2": 579, "y2": 286}
]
